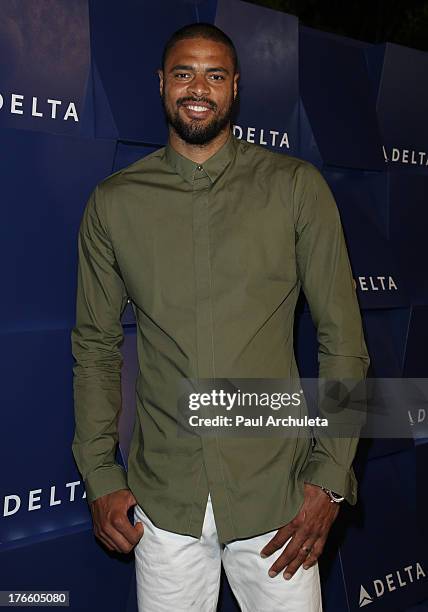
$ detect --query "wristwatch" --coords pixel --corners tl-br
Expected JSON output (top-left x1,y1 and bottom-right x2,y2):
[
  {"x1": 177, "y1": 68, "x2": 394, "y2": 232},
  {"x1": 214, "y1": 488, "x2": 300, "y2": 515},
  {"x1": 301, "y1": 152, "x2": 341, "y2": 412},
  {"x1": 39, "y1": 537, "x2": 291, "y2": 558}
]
[{"x1": 321, "y1": 487, "x2": 345, "y2": 503}]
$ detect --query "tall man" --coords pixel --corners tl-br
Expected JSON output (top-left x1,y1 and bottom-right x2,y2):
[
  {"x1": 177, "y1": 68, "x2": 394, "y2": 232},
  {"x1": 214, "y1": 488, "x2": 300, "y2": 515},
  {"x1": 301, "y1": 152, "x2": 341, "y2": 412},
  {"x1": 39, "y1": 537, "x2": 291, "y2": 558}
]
[{"x1": 71, "y1": 23, "x2": 370, "y2": 611}]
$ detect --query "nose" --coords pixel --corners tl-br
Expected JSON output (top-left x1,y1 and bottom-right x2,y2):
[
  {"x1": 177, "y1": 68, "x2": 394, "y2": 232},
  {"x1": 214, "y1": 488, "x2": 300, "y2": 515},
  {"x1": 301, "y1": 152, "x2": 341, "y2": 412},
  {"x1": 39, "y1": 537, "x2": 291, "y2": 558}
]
[{"x1": 187, "y1": 73, "x2": 210, "y2": 98}]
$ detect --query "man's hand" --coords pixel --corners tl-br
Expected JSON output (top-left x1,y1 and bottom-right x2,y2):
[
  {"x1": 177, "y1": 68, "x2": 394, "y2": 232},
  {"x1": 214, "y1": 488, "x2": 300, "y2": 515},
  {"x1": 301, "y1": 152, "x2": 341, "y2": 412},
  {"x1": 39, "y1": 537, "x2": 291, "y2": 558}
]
[
  {"x1": 259, "y1": 482, "x2": 340, "y2": 580},
  {"x1": 90, "y1": 488, "x2": 144, "y2": 553}
]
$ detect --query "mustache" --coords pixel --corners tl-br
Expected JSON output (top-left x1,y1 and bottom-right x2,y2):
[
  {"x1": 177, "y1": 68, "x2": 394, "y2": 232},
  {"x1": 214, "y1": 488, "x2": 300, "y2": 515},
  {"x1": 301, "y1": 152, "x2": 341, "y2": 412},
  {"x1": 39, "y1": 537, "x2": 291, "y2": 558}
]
[{"x1": 177, "y1": 97, "x2": 217, "y2": 111}]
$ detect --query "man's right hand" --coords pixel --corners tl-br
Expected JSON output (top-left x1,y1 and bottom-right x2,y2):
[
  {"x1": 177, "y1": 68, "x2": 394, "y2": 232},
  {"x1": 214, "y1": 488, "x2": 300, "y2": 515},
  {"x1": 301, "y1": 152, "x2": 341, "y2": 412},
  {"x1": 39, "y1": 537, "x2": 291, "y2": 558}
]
[{"x1": 90, "y1": 488, "x2": 144, "y2": 553}]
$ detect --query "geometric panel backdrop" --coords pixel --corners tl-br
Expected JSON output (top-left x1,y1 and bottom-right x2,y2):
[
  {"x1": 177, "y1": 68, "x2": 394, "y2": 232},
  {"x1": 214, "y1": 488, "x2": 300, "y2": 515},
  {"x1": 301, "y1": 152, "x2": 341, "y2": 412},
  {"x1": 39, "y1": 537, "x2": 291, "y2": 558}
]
[{"x1": 1, "y1": 1, "x2": 427, "y2": 610}]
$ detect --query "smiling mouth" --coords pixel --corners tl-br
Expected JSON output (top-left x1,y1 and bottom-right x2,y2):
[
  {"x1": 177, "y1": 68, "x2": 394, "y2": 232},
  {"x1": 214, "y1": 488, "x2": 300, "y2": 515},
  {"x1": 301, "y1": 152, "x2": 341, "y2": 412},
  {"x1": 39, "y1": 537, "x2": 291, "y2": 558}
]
[
  {"x1": 186, "y1": 104, "x2": 210, "y2": 112},
  {"x1": 180, "y1": 101, "x2": 214, "y2": 116}
]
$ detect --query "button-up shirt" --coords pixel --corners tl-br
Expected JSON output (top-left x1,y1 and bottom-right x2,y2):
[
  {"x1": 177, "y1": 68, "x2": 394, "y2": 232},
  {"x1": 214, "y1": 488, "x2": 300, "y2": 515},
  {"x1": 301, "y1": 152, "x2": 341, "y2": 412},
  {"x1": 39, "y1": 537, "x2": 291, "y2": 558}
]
[{"x1": 71, "y1": 131, "x2": 370, "y2": 544}]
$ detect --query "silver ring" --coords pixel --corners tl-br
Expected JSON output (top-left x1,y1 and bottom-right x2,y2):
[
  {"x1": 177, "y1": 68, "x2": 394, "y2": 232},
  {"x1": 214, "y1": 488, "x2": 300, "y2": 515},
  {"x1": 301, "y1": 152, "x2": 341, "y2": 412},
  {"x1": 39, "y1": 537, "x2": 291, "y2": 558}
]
[{"x1": 302, "y1": 546, "x2": 312, "y2": 554}]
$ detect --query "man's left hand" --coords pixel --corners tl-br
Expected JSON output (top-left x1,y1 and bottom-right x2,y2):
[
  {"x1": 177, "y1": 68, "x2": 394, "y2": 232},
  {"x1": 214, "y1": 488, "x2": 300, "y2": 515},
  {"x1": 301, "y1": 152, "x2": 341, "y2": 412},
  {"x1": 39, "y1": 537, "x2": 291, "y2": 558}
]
[{"x1": 259, "y1": 482, "x2": 340, "y2": 580}]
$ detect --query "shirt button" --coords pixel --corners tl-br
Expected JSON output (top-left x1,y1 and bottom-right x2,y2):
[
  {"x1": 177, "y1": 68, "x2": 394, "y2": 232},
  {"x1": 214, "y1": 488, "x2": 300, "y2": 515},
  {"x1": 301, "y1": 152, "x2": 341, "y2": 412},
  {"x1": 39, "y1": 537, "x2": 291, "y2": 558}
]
[{"x1": 197, "y1": 165, "x2": 203, "y2": 171}]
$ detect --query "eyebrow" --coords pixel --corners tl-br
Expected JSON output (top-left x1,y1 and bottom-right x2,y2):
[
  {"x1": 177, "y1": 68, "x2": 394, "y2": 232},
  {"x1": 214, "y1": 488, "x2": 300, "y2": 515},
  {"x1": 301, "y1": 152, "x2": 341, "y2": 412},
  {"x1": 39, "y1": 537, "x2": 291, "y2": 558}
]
[{"x1": 169, "y1": 64, "x2": 230, "y2": 75}]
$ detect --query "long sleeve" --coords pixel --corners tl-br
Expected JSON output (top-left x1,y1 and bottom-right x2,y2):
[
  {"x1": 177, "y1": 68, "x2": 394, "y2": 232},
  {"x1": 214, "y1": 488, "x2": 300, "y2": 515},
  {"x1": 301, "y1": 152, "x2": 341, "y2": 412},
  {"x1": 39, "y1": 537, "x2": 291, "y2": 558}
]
[
  {"x1": 293, "y1": 162, "x2": 370, "y2": 505},
  {"x1": 71, "y1": 185, "x2": 130, "y2": 504}
]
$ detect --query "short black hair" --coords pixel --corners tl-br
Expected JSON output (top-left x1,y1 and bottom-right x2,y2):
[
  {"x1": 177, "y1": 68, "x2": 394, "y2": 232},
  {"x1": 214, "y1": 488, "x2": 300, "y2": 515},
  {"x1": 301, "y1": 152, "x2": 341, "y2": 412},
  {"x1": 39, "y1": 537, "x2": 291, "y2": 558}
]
[{"x1": 161, "y1": 22, "x2": 239, "y2": 74}]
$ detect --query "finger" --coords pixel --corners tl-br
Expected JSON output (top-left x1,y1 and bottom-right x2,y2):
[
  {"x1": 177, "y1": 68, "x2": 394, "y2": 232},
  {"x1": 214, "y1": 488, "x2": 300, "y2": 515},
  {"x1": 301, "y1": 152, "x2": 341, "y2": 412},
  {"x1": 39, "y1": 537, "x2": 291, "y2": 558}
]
[
  {"x1": 260, "y1": 525, "x2": 294, "y2": 558},
  {"x1": 266, "y1": 526, "x2": 314, "y2": 573},
  {"x1": 102, "y1": 526, "x2": 136, "y2": 554},
  {"x1": 95, "y1": 529, "x2": 121, "y2": 553},
  {"x1": 282, "y1": 541, "x2": 318, "y2": 579},
  {"x1": 300, "y1": 540, "x2": 317, "y2": 568},
  {"x1": 112, "y1": 513, "x2": 145, "y2": 548},
  {"x1": 302, "y1": 553, "x2": 318, "y2": 570},
  {"x1": 303, "y1": 537, "x2": 326, "y2": 569},
  {"x1": 102, "y1": 521, "x2": 144, "y2": 553},
  {"x1": 267, "y1": 534, "x2": 309, "y2": 577}
]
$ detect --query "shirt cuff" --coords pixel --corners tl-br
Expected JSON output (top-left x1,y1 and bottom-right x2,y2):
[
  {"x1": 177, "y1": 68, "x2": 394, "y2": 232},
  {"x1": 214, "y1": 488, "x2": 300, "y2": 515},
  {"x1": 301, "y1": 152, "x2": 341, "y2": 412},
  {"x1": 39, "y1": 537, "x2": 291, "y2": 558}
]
[
  {"x1": 300, "y1": 459, "x2": 358, "y2": 505},
  {"x1": 84, "y1": 464, "x2": 129, "y2": 504}
]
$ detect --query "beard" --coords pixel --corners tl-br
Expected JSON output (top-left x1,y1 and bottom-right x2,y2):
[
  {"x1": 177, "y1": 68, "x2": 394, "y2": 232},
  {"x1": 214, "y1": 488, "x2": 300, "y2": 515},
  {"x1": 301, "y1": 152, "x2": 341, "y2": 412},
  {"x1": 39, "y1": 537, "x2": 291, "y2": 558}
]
[{"x1": 161, "y1": 91, "x2": 236, "y2": 145}]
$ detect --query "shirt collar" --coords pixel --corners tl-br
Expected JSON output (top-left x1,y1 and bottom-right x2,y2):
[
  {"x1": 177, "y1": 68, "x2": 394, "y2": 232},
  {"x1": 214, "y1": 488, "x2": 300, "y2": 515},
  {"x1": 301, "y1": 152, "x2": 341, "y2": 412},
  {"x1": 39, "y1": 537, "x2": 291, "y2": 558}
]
[{"x1": 164, "y1": 130, "x2": 238, "y2": 185}]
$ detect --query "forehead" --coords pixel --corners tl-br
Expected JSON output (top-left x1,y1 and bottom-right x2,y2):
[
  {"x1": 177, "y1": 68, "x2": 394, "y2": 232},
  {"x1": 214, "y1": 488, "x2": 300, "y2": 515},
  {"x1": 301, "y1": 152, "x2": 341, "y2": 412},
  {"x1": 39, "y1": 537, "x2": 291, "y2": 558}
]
[{"x1": 165, "y1": 37, "x2": 234, "y2": 70}]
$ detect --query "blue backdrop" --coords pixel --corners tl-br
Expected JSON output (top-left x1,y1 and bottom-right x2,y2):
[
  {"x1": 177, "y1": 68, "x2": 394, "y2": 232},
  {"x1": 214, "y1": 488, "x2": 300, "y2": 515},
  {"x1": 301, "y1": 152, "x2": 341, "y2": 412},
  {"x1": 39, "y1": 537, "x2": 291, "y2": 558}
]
[{"x1": 1, "y1": 0, "x2": 427, "y2": 610}]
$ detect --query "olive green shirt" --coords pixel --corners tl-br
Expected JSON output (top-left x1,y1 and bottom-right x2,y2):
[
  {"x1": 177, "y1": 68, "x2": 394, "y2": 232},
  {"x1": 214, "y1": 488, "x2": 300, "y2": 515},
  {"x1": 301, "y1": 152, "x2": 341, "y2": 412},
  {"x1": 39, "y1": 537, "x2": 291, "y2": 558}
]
[{"x1": 71, "y1": 131, "x2": 370, "y2": 544}]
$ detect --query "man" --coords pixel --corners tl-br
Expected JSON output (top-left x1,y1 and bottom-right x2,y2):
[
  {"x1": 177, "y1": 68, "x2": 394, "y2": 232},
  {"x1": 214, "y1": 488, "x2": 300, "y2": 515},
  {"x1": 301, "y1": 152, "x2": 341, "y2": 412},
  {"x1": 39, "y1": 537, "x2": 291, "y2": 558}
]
[{"x1": 71, "y1": 22, "x2": 370, "y2": 611}]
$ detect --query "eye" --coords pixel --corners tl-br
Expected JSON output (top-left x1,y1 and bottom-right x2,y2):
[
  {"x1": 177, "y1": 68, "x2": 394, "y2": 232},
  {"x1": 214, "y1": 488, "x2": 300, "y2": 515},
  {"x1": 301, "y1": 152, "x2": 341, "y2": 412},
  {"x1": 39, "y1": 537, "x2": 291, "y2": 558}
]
[
  {"x1": 175, "y1": 72, "x2": 191, "y2": 79},
  {"x1": 210, "y1": 74, "x2": 225, "y2": 81}
]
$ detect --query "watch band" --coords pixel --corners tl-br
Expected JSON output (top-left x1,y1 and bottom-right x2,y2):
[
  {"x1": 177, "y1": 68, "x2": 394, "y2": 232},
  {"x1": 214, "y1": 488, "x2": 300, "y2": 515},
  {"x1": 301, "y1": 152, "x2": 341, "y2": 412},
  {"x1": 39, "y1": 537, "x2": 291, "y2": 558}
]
[{"x1": 321, "y1": 486, "x2": 345, "y2": 503}]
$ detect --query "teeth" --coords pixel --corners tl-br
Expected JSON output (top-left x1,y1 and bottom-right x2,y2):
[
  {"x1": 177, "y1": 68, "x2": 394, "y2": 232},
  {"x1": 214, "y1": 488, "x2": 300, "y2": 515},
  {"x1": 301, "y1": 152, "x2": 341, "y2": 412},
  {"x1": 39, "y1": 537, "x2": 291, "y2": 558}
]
[{"x1": 187, "y1": 105, "x2": 209, "y2": 111}]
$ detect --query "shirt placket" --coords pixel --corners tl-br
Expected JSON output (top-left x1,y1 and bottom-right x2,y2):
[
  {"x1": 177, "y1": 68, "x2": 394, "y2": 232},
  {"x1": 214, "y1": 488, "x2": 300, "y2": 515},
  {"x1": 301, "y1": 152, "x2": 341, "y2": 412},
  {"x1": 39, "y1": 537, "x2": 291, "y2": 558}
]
[{"x1": 191, "y1": 164, "x2": 236, "y2": 543}]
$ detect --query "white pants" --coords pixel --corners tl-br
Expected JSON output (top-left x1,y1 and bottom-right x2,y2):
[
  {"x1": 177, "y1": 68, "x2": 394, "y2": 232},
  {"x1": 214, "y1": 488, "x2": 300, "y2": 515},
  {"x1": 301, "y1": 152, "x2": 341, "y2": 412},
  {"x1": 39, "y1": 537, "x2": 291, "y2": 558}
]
[{"x1": 133, "y1": 494, "x2": 322, "y2": 611}]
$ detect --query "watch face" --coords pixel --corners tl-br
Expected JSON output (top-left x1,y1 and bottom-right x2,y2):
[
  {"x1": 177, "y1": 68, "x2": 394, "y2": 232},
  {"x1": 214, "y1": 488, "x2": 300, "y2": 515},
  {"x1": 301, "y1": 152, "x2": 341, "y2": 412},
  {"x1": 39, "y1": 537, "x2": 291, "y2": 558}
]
[{"x1": 321, "y1": 487, "x2": 344, "y2": 502}]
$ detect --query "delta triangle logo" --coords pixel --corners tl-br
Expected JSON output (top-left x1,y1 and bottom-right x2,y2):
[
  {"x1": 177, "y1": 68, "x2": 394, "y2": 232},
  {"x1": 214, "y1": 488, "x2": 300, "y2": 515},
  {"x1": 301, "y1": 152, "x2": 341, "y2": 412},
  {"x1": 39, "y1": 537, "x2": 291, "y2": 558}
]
[
  {"x1": 359, "y1": 585, "x2": 373, "y2": 607},
  {"x1": 358, "y1": 561, "x2": 426, "y2": 606}
]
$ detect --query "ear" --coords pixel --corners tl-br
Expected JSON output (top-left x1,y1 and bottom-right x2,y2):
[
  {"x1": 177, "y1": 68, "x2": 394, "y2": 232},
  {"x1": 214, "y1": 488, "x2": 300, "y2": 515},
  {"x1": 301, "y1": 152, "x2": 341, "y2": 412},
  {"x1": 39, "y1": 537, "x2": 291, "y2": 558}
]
[
  {"x1": 233, "y1": 72, "x2": 240, "y2": 100},
  {"x1": 158, "y1": 69, "x2": 164, "y2": 96}
]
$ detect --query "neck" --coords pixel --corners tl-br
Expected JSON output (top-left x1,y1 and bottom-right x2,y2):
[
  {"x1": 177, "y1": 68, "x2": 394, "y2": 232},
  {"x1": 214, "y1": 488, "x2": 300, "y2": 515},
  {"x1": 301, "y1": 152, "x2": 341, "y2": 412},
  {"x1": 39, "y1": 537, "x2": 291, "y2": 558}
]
[{"x1": 168, "y1": 125, "x2": 231, "y2": 163}]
